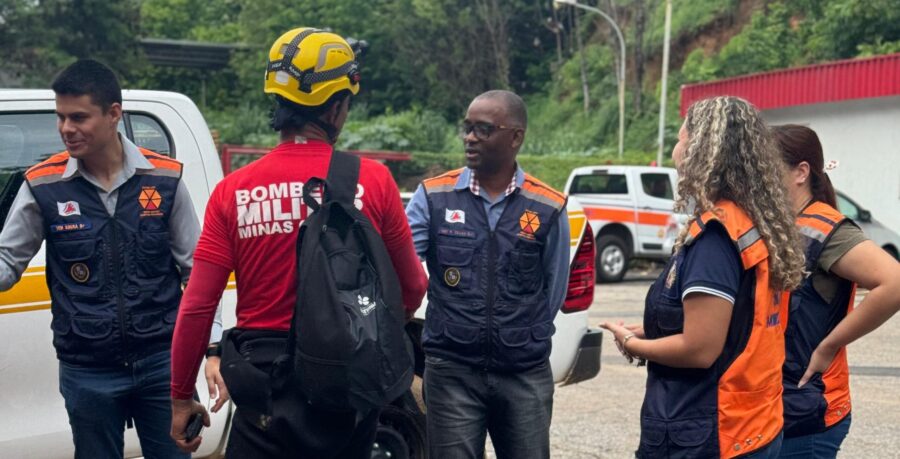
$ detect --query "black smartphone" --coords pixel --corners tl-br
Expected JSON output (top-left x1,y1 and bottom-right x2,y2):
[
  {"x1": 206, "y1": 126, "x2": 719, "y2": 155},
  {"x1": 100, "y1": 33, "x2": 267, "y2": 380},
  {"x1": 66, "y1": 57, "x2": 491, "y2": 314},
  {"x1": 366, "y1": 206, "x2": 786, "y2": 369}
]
[{"x1": 184, "y1": 412, "x2": 204, "y2": 442}]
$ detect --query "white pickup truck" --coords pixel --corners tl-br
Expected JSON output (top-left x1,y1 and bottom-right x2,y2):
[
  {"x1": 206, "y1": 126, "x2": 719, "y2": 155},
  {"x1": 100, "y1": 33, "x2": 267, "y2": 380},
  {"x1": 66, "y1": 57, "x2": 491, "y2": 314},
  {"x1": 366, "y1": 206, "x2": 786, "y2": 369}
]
[
  {"x1": 565, "y1": 165, "x2": 678, "y2": 282},
  {"x1": 0, "y1": 90, "x2": 601, "y2": 459}
]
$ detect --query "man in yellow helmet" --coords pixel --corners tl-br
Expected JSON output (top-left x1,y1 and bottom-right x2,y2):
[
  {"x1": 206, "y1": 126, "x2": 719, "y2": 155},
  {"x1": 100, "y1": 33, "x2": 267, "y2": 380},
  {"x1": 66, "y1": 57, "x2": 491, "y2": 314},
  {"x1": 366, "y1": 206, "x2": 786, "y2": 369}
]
[{"x1": 169, "y1": 28, "x2": 427, "y2": 457}]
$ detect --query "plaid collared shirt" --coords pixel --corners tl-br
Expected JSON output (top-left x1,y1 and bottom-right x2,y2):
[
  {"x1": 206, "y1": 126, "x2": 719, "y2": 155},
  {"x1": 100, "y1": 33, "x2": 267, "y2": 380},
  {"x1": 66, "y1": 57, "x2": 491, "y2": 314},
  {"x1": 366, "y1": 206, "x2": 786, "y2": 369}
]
[{"x1": 468, "y1": 170, "x2": 517, "y2": 198}]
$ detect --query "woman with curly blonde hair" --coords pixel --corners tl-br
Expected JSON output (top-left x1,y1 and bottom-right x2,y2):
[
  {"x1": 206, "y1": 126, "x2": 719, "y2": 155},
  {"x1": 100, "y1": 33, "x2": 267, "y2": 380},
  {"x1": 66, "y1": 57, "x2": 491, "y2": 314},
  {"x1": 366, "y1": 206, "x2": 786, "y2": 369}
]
[{"x1": 602, "y1": 96, "x2": 805, "y2": 458}]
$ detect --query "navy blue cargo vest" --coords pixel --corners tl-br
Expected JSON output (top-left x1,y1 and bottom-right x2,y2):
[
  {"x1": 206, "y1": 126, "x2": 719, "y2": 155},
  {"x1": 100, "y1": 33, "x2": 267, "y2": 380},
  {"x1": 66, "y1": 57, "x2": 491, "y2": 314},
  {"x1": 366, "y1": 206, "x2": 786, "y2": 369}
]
[
  {"x1": 639, "y1": 201, "x2": 784, "y2": 459},
  {"x1": 420, "y1": 168, "x2": 566, "y2": 371},
  {"x1": 782, "y1": 201, "x2": 855, "y2": 437},
  {"x1": 25, "y1": 149, "x2": 184, "y2": 366}
]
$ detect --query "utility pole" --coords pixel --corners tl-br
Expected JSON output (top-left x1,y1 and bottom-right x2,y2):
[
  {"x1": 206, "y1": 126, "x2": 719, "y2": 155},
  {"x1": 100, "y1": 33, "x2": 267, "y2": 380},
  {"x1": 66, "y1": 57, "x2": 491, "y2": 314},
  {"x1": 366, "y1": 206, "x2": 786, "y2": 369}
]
[{"x1": 656, "y1": 0, "x2": 672, "y2": 167}]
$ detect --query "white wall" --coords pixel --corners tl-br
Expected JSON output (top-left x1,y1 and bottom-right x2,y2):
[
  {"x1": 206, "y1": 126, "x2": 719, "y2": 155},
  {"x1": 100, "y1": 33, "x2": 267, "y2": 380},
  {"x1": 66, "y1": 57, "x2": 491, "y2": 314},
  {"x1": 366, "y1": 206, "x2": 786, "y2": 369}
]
[{"x1": 763, "y1": 95, "x2": 900, "y2": 232}]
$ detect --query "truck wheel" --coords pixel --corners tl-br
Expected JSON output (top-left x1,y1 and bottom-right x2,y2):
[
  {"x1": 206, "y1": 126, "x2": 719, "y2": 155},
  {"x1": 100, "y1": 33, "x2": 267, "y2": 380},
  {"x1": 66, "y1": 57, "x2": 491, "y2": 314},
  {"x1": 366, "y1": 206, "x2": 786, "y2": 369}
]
[
  {"x1": 373, "y1": 377, "x2": 427, "y2": 459},
  {"x1": 596, "y1": 235, "x2": 629, "y2": 283}
]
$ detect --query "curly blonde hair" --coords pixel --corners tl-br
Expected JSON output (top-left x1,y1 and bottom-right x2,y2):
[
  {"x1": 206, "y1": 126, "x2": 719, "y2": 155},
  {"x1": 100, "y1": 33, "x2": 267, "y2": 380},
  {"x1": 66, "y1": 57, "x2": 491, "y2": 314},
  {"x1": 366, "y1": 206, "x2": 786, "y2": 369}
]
[{"x1": 673, "y1": 96, "x2": 804, "y2": 291}]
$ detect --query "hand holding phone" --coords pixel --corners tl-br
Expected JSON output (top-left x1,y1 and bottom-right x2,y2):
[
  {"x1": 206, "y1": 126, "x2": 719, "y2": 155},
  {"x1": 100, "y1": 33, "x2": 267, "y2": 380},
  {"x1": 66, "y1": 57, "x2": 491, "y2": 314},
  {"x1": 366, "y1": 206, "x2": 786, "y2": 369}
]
[{"x1": 184, "y1": 412, "x2": 204, "y2": 442}]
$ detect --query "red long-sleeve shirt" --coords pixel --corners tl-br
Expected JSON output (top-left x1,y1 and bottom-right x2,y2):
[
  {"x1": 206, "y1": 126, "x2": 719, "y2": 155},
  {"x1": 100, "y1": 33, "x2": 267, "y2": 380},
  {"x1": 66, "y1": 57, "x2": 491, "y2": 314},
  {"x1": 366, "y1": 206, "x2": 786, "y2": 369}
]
[{"x1": 171, "y1": 140, "x2": 428, "y2": 399}]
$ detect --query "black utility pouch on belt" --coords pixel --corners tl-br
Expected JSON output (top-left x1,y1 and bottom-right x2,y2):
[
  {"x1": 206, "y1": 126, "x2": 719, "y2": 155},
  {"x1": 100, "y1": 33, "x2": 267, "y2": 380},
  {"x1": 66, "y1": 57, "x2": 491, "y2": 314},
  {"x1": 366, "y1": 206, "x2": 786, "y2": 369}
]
[{"x1": 219, "y1": 328, "x2": 288, "y2": 419}]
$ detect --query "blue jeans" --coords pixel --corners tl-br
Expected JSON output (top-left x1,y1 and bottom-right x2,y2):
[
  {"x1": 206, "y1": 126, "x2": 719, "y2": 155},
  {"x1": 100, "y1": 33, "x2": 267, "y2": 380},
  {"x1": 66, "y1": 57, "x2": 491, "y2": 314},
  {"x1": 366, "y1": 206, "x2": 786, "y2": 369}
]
[
  {"x1": 778, "y1": 415, "x2": 851, "y2": 459},
  {"x1": 58, "y1": 350, "x2": 189, "y2": 459},
  {"x1": 424, "y1": 355, "x2": 554, "y2": 459},
  {"x1": 741, "y1": 431, "x2": 784, "y2": 458}
]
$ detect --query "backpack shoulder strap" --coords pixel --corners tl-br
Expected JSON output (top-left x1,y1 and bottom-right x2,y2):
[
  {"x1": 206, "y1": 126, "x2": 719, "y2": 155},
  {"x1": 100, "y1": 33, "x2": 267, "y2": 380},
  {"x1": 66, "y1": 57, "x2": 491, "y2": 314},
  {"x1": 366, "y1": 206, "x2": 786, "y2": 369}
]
[{"x1": 325, "y1": 151, "x2": 360, "y2": 206}]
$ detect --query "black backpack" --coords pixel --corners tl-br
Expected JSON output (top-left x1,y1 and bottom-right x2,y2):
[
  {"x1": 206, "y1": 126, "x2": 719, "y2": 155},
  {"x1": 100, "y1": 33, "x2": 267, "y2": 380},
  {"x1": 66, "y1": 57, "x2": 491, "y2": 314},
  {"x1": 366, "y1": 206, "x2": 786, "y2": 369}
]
[{"x1": 280, "y1": 151, "x2": 413, "y2": 412}]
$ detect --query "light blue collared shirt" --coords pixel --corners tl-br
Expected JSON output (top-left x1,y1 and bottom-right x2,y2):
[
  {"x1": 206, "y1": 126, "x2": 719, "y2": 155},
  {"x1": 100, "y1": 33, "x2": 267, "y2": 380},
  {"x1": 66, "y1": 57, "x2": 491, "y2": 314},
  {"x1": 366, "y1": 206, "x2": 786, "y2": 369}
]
[{"x1": 406, "y1": 166, "x2": 571, "y2": 312}]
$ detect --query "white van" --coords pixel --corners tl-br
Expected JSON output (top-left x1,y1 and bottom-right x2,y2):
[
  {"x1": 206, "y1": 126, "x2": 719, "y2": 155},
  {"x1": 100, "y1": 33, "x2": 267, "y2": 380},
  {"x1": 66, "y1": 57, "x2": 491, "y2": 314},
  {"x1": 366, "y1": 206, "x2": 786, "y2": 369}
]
[{"x1": 564, "y1": 165, "x2": 678, "y2": 282}]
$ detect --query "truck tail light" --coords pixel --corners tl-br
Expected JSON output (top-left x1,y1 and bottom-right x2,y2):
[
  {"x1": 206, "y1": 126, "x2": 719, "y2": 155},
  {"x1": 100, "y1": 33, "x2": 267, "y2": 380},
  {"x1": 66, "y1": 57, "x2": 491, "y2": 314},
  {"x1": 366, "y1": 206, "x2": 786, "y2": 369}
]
[{"x1": 563, "y1": 223, "x2": 595, "y2": 313}]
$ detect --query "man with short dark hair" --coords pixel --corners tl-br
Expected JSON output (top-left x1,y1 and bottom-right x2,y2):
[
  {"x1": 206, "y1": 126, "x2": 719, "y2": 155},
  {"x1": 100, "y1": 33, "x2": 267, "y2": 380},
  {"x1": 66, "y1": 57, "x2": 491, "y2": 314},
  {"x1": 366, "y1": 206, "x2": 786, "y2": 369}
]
[
  {"x1": 406, "y1": 90, "x2": 571, "y2": 458},
  {"x1": 0, "y1": 59, "x2": 200, "y2": 458}
]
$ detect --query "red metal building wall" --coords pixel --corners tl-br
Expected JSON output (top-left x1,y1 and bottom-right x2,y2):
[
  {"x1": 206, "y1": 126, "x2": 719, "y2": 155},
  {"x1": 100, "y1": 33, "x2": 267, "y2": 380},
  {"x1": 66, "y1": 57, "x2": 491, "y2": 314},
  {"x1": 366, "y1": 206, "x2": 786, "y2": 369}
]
[{"x1": 680, "y1": 53, "x2": 900, "y2": 116}]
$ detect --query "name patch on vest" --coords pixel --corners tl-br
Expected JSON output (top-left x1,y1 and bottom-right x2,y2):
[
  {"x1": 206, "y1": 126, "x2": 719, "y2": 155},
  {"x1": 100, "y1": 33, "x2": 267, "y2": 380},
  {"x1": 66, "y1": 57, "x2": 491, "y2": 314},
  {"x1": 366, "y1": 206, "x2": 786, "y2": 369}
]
[
  {"x1": 438, "y1": 228, "x2": 476, "y2": 239},
  {"x1": 139, "y1": 186, "x2": 164, "y2": 217},
  {"x1": 70, "y1": 263, "x2": 90, "y2": 283},
  {"x1": 50, "y1": 221, "x2": 92, "y2": 234}
]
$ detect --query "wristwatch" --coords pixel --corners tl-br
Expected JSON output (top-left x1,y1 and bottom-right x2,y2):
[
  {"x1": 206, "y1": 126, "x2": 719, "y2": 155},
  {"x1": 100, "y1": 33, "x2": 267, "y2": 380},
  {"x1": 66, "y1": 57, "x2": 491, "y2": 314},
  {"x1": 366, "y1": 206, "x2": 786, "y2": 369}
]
[{"x1": 205, "y1": 342, "x2": 222, "y2": 358}]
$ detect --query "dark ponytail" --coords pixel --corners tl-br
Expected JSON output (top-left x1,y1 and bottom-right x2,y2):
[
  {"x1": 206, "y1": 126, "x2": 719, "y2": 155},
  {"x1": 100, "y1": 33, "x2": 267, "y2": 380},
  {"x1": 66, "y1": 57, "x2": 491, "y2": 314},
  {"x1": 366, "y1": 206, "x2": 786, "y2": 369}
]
[{"x1": 772, "y1": 124, "x2": 837, "y2": 208}]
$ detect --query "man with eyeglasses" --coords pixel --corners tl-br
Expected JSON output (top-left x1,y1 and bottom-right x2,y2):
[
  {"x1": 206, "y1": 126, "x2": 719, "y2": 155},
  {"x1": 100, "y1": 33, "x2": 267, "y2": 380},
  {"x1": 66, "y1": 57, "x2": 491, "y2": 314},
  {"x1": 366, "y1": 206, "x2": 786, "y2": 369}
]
[{"x1": 406, "y1": 90, "x2": 570, "y2": 458}]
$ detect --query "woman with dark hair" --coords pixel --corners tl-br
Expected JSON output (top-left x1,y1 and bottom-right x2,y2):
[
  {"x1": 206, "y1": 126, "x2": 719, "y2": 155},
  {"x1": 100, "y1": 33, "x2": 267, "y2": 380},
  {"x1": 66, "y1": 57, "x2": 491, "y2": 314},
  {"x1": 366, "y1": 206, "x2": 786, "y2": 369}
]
[
  {"x1": 773, "y1": 124, "x2": 900, "y2": 458},
  {"x1": 602, "y1": 97, "x2": 806, "y2": 458}
]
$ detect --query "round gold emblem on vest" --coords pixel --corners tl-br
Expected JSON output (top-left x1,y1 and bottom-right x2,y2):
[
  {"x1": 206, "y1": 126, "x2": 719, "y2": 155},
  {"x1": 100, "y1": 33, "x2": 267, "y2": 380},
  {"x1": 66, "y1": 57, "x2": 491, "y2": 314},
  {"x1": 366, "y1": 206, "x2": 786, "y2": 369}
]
[
  {"x1": 70, "y1": 263, "x2": 90, "y2": 283},
  {"x1": 444, "y1": 267, "x2": 461, "y2": 287}
]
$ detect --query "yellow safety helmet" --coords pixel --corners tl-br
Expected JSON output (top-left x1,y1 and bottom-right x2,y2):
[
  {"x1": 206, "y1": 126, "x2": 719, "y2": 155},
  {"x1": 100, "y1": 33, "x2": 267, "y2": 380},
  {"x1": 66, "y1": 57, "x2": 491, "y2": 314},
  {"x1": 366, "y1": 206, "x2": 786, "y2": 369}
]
[{"x1": 264, "y1": 28, "x2": 361, "y2": 107}]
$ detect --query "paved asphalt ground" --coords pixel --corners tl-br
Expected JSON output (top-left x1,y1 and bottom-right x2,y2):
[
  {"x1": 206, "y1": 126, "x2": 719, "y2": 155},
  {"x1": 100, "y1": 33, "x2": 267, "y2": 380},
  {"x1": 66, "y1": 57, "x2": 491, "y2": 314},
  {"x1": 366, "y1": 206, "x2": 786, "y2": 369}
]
[{"x1": 487, "y1": 269, "x2": 900, "y2": 458}]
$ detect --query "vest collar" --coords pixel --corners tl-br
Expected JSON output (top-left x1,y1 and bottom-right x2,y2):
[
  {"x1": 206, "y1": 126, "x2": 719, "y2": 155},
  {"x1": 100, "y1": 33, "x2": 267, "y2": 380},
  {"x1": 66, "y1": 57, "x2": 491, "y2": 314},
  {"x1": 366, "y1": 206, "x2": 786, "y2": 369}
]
[
  {"x1": 455, "y1": 164, "x2": 526, "y2": 192},
  {"x1": 61, "y1": 135, "x2": 155, "y2": 191}
]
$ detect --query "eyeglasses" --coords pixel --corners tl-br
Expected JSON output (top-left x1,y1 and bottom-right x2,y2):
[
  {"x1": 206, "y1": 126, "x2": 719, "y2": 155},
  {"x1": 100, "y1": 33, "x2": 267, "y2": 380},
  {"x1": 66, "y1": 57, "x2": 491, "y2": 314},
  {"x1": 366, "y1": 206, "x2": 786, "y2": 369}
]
[{"x1": 458, "y1": 121, "x2": 521, "y2": 140}]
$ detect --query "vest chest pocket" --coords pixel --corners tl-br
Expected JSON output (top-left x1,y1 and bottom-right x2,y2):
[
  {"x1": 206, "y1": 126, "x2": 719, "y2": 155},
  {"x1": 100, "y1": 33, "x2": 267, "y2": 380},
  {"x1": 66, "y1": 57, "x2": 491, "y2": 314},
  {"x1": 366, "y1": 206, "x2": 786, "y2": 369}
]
[
  {"x1": 137, "y1": 231, "x2": 174, "y2": 279},
  {"x1": 507, "y1": 248, "x2": 542, "y2": 295},
  {"x1": 52, "y1": 238, "x2": 103, "y2": 293},
  {"x1": 436, "y1": 245, "x2": 475, "y2": 289},
  {"x1": 651, "y1": 296, "x2": 684, "y2": 336}
]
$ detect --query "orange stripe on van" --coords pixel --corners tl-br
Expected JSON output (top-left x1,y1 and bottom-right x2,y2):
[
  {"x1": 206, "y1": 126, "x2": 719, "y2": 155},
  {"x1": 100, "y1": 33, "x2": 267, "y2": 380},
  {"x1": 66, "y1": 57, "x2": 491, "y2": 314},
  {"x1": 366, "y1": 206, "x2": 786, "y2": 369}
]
[{"x1": 584, "y1": 206, "x2": 669, "y2": 226}]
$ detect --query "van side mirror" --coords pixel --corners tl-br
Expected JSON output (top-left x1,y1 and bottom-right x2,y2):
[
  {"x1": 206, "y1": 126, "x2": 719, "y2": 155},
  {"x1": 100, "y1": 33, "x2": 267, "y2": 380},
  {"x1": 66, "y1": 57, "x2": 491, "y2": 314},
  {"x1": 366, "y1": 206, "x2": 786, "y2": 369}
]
[{"x1": 858, "y1": 209, "x2": 872, "y2": 223}]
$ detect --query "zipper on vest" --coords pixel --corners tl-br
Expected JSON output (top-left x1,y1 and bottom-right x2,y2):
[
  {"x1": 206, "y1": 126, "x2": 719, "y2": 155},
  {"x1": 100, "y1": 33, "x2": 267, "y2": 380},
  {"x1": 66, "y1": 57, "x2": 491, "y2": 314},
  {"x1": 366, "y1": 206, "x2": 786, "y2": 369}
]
[
  {"x1": 485, "y1": 230, "x2": 496, "y2": 370},
  {"x1": 477, "y1": 190, "x2": 517, "y2": 370},
  {"x1": 110, "y1": 218, "x2": 129, "y2": 366}
]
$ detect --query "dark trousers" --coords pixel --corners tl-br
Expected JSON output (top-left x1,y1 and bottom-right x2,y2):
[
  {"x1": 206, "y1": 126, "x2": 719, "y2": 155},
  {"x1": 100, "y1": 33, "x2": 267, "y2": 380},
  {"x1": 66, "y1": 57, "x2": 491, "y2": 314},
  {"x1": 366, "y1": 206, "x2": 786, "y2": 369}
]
[
  {"x1": 58, "y1": 350, "x2": 188, "y2": 459},
  {"x1": 222, "y1": 329, "x2": 380, "y2": 459},
  {"x1": 741, "y1": 431, "x2": 784, "y2": 458},
  {"x1": 424, "y1": 355, "x2": 554, "y2": 459},
  {"x1": 778, "y1": 415, "x2": 851, "y2": 459}
]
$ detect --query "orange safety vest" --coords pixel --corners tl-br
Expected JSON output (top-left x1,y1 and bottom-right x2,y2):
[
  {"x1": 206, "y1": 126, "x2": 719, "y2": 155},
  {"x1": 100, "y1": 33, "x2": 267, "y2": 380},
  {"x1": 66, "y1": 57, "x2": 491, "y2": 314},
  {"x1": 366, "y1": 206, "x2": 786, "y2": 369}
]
[
  {"x1": 782, "y1": 201, "x2": 855, "y2": 437},
  {"x1": 638, "y1": 200, "x2": 784, "y2": 458}
]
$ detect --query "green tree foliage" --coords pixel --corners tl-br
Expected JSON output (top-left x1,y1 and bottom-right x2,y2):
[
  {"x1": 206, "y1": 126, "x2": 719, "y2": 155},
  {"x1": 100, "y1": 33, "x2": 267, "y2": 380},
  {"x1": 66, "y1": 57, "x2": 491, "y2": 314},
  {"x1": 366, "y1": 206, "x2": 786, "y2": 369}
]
[
  {"x1": 0, "y1": 0, "x2": 142, "y2": 86},
  {"x1": 682, "y1": 2, "x2": 802, "y2": 82},
  {"x1": 805, "y1": 0, "x2": 900, "y2": 60},
  {"x1": 2, "y1": 0, "x2": 898, "y2": 165},
  {"x1": 681, "y1": 0, "x2": 900, "y2": 83}
]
